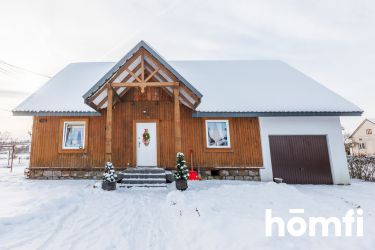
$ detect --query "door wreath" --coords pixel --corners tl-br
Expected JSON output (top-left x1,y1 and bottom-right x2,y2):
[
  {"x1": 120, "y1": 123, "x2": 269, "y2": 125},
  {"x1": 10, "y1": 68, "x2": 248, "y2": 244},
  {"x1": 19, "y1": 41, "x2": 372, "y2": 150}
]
[{"x1": 142, "y1": 129, "x2": 151, "y2": 146}]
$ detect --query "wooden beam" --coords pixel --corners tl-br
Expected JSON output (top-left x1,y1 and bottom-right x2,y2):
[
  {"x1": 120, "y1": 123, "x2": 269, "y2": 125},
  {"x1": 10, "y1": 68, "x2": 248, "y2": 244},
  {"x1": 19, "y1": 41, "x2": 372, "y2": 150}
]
[
  {"x1": 105, "y1": 84, "x2": 113, "y2": 162},
  {"x1": 97, "y1": 95, "x2": 108, "y2": 109},
  {"x1": 118, "y1": 87, "x2": 132, "y2": 99},
  {"x1": 178, "y1": 91, "x2": 195, "y2": 109},
  {"x1": 141, "y1": 53, "x2": 145, "y2": 81},
  {"x1": 145, "y1": 67, "x2": 196, "y2": 109},
  {"x1": 179, "y1": 84, "x2": 200, "y2": 103},
  {"x1": 144, "y1": 63, "x2": 165, "y2": 81},
  {"x1": 126, "y1": 68, "x2": 142, "y2": 83},
  {"x1": 115, "y1": 64, "x2": 142, "y2": 99},
  {"x1": 145, "y1": 66, "x2": 161, "y2": 82},
  {"x1": 111, "y1": 82, "x2": 179, "y2": 88},
  {"x1": 143, "y1": 56, "x2": 201, "y2": 104},
  {"x1": 87, "y1": 101, "x2": 99, "y2": 111},
  {"x1": 174, "y1": 86, "x2": 182, "y2": 153},
  {"x1": 87, "y1": 51, "x2": 142, "y2": 107},
  {"x1": 114, "y1": 63, "x2": 142, "y2": 99},
  {"x1": 145, "y1": 66, "x2": 195, "y2": 109},
  {"x1": 108, "y1": 49, "x2": 142, "y2": 83},
  {"x1": 88, "y1": 85, "x2": 106, "y2": 103},
  {"x1": 143, "y1": 50, "x2": 179, "y2": 82},
  {"x1": 112, "y1": 87, "x2": 121, "y2": 102}
]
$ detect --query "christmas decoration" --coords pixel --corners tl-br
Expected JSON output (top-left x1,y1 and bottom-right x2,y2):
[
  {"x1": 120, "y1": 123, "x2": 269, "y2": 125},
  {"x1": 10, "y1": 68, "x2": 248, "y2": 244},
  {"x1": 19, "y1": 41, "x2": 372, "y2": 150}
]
[
  {"x1": 102, "y1": 162, "x2": 117, "y2": 190},
  {"x1": 142, "y1": 129, "x2": 151, "y2": 146},
  {"x1": 175, "y1": 152, "x2": 189, "y2": 190}
]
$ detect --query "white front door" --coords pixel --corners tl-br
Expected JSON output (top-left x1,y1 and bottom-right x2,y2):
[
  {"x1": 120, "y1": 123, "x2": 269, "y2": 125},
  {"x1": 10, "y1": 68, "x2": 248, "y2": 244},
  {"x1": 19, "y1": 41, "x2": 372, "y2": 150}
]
[{"x1": 136, "y1": 122, "x2": 157, "y2": 166}]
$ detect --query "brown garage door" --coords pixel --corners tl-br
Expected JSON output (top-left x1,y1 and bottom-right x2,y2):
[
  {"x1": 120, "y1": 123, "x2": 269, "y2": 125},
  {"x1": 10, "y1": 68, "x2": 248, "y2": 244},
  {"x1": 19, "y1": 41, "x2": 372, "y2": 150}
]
[{"x1": 269, "y1": 135, "x2": 333, "y2": 184}]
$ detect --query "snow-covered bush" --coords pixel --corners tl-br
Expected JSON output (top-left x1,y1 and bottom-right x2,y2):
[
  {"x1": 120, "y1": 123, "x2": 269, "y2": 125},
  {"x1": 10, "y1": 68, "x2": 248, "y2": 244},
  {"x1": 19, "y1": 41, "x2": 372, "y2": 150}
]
[
  {"x1": 347, "y1": 156, "x2": 375, "y2": 181},
  {"x1": 103, "y1": 162, "x2": 117, "y2": 182},
  {"x1": 174, "y1": 152, "x2": 189, "y2": 180}
]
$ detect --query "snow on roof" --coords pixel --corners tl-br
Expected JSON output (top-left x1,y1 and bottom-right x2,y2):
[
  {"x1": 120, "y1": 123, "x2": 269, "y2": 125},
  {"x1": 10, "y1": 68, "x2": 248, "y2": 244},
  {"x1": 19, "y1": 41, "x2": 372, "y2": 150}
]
[
  {"x1": 169, "y1": 60, "x2": 362, "y2": 114},
  {"x1": 13, "y1": 62, "x2": 115, "y2": 115},
  {"x1": 14, "y1": 60, "x2": 362, "y2": 116}
]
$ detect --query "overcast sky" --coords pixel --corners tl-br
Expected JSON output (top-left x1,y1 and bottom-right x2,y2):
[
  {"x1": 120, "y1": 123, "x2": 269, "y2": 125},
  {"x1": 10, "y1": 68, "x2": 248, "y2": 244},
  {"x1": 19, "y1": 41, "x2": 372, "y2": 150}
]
[{"x1": 0, "y1": 0, "x2": 374, "y2": 139}]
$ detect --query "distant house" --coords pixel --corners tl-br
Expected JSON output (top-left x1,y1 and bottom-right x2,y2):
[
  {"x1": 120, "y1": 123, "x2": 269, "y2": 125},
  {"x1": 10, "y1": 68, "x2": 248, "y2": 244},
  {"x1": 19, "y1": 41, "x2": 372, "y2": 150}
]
[
  {"x1": 13, "y1": 41, "x2": 362, "y2": 184},
  {"x1": 349, "y1": 119, "x2": 375, "y2": 156}
]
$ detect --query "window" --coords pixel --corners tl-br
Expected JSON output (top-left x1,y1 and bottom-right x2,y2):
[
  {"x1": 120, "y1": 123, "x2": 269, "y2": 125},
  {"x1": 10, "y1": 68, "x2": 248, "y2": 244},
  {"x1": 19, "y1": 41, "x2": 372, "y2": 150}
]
[
  {"x1": 205, "y1": 120, "x2": 231, "y2": 148},
  {"x1": 359, "y1": 143, "x2": 366, "y2": 150},
  {"x1": 62, "y1": 121, "x2": 86, "y2": 150},
  {"x1": 366, "y1": 129, "x2": 372, "y2": 135}
]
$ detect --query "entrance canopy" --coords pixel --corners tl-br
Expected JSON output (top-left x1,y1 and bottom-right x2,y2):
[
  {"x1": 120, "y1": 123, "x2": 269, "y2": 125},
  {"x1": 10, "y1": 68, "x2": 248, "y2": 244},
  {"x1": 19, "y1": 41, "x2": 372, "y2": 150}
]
[{"x1": 83, "y1": 41, "x2": 202, "y2": 110}]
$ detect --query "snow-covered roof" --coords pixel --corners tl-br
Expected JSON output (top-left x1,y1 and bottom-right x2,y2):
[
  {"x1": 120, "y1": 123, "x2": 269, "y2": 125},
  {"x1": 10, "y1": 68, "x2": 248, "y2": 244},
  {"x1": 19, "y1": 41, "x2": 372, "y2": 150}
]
[
  {"x1": 169, "y1": 60, "x2": 362, "y2": 115},
  {"x1": 13, "y1": 62, "x2": 115, "y2": 115},
  {"x1": 13, "y1": 56, "x2": 362, "y2": 117}
]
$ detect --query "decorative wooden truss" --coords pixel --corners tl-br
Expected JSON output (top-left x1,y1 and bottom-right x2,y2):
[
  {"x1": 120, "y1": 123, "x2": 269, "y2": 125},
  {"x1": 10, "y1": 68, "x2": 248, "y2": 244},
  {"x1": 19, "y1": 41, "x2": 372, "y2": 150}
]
[
  {"x1": 85, "y1": 47, "x2": 201, "y2": 162},
  {"x1": 86, "y1": 48, "x2": 200, "y2": 111}
]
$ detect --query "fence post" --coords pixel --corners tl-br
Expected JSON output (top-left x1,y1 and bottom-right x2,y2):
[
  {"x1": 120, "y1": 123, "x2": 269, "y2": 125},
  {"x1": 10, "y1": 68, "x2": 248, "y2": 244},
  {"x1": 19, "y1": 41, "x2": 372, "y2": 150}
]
[
  {"x1": 8, "y1": 149, "x2": 11, "y2": 166},
  {"x1": 10, "y1": 145, "x2": 15, "y2": 173}
]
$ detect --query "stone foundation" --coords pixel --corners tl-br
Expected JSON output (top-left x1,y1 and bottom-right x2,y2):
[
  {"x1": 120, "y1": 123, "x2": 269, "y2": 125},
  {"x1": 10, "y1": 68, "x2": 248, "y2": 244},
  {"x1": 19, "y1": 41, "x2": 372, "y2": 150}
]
[
  {"x1": 25, "y1": 168, "x2": 104, "y2": 180},
  {"x1": 198, "y1": 169, "x2": 261, "y2": 181},
  {"x1": 25, "y1": 168, "x2": 261, "y2": 181}
]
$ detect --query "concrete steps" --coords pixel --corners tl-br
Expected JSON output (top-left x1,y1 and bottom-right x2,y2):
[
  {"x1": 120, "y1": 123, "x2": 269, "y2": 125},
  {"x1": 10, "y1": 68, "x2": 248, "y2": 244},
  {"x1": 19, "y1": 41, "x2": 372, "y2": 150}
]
[{"x1": 119, "y1": 167, "x2": 167, "y2": 188}]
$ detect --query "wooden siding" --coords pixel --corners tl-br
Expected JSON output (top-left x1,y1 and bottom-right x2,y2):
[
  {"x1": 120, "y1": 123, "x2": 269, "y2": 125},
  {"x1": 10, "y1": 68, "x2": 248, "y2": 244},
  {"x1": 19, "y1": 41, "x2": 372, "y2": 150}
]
[{"x1": 30, "y1": 87, "x2": 263, "y2": 170}]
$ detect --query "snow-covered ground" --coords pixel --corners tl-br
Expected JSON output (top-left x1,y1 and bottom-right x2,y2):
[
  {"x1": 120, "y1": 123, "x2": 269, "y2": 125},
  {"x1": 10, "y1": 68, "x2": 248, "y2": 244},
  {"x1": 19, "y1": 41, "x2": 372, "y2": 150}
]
[
  {"x1": 0, "y1": 152, "x2": 29, "y2": 169},
  {"x1": 1, "y1": 166, "x2": 375, "y2": 250}
]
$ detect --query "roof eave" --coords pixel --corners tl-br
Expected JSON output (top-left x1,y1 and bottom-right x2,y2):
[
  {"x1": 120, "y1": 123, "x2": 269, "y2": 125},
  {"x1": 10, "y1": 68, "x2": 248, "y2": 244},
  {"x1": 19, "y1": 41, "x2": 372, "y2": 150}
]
[
  {"x1": 192, "y1": 111, "x2": 363, "y2": 118},
  {"x1": 12, "y1": 111, "x2": 101, "y2": 117}
]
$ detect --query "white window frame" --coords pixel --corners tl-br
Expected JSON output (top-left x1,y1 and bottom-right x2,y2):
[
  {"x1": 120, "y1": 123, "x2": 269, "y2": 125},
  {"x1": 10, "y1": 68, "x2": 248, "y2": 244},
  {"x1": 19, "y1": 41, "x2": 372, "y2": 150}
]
[
  {"x1": 205, "y1": 120, "x2": 231, "y2": 148},
  {"x1": 62, "y1": 121, "x2": 86, "y2": 150}
]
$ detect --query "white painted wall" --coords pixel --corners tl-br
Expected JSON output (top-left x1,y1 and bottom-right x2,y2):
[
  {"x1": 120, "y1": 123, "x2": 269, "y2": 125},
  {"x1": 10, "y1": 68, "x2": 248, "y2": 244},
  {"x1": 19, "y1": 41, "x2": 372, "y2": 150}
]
[
  {"x1": 259, "y1": 116, "x2": 350, "y2": 185},
  {"x1": 350, "y1": 120, "x2": 375, "y2": 156}
]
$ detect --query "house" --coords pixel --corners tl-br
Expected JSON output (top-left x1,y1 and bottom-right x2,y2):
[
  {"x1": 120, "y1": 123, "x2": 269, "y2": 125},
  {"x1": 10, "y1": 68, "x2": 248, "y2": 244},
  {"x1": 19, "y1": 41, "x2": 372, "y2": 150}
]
[
  {"x1": 349, "y1": 119, "x2": 375, "y2": 156},
  {"x1": 13, "y1": 41, "x2": 362, "y2": 184}
]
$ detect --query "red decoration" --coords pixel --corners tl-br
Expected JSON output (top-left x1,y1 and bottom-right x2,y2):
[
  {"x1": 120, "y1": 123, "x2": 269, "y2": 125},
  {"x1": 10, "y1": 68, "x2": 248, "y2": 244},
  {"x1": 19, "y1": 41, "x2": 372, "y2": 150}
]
[{"x1": 189, "y1": 170, "x2": 199, "y2": 180}]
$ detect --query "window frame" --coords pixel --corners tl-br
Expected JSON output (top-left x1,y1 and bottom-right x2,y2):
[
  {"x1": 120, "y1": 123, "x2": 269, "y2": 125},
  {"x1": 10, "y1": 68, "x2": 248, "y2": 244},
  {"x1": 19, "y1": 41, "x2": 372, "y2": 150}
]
[
  {"x1": 59, "y1": 118, "x2": 89, "y2": 154},
  {"x1": 366, "y1": 129, "x2": 372, "y2": 135},
  {"x1": 359, "y1": 142, "x2": 366, "y2": 150},
  {"x1": 204, "y1": 119, "x2": 232, "y2": 149}
]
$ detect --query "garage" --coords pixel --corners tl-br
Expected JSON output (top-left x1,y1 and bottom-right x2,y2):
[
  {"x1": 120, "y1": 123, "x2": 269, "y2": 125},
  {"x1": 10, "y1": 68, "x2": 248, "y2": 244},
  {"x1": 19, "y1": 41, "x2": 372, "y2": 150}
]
[{"x1": 269, "y1": 135, "x2": 333, "y2": 184}]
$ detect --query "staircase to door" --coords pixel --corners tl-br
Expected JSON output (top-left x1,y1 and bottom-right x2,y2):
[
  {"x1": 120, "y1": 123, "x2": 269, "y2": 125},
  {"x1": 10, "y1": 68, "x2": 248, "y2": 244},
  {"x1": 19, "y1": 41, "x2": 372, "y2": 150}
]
[{"x1": 119, "y1": 166, "x2": 167, "y2": 188}]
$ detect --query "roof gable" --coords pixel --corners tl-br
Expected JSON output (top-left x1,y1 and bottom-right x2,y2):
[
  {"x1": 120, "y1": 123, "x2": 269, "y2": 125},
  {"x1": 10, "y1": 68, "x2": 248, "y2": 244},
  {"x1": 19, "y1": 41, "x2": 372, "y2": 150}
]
[
  {"x1": 350, "y1": 119, "x2": 375, "y2": 138},
  {"x1": 83, "y1": 41, "x2": 202, "y2": 110}
]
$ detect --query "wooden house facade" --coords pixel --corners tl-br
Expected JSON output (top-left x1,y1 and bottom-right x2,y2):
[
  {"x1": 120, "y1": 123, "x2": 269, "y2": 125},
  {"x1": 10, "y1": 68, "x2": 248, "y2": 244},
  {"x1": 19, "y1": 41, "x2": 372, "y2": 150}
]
[{"x1": 14, "y1": 41, "x2": 362, "y2": 184}]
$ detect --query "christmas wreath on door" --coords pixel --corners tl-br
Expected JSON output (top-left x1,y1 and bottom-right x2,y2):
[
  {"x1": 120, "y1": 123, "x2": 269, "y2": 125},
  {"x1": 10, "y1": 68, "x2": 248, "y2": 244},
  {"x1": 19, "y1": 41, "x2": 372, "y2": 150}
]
[{"x1": 142, "y1": 129, "x2": 151, "y2": 146}]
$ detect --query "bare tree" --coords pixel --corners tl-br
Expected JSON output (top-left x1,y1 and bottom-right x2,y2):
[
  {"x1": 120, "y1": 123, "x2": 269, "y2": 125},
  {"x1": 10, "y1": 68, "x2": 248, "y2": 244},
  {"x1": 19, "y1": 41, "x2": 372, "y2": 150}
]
[
  {"x1": 0, "y1": 131, "x2": 11, "y2": 144},
  {"x1": 342, "y1": 131, "x2": 354, "y2": 155}
]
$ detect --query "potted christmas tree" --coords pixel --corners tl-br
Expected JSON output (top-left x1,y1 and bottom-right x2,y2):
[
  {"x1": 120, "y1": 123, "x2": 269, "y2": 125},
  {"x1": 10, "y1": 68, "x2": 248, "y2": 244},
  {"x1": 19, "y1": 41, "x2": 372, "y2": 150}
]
[
  {"x1": 102, "y1": 162, "x2": 117, "y2": 191},
  {"x1": 174, "y1": 152, "x2": 189, "y2": 191}
]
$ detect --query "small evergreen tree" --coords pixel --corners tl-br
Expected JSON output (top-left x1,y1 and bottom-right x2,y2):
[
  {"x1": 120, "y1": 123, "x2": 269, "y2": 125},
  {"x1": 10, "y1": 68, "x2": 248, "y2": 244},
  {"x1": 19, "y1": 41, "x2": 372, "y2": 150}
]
[
  {"x1": 103, "y1": 162, "x2": 117, "y2": 182},
  {"x1": 174, "y1": 152, "x2": 189, "y2": 180}
]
